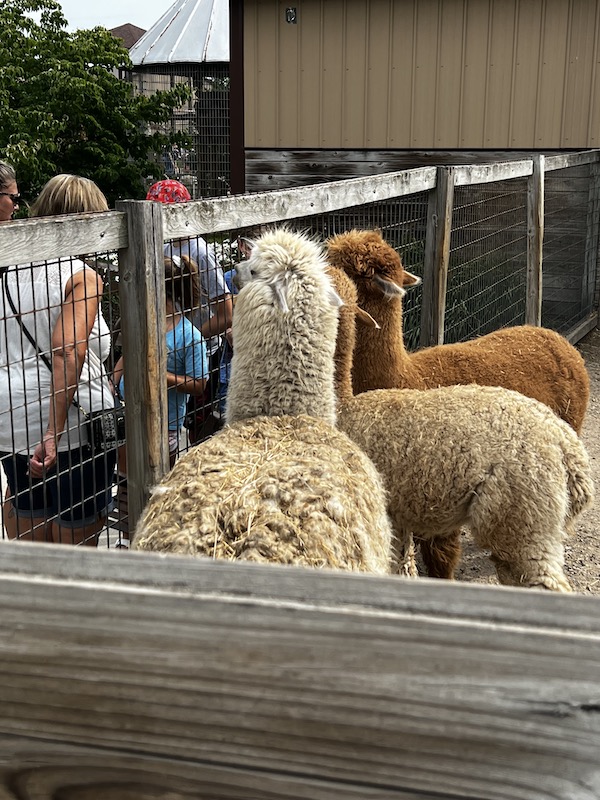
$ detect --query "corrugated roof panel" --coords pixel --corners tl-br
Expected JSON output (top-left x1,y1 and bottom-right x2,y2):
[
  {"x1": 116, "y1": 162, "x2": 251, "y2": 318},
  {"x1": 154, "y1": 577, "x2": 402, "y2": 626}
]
[{"x1": 130, "y1": 0, "x2": 229, "y2": 65}]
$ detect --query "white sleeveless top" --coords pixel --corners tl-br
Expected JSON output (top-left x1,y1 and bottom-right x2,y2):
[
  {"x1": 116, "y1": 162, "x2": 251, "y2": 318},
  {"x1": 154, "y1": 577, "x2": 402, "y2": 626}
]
[{"x1": 0, "y1": 259, "x2": 114, "y2": 455}]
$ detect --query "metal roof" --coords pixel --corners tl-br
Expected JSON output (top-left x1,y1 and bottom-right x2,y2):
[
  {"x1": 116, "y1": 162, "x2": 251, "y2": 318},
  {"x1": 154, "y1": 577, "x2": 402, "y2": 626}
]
[{"x1": 129, "y1": 0, "x2": 229, "y2": 65}]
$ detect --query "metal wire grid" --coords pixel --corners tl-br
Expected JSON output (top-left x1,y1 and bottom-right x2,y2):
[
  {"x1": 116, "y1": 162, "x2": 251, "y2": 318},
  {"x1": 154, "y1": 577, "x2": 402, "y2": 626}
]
[
  {"x1": 542, "y1": 164, "x2": 597, "y2": 333},
  {"x1": 122, "y1": 64, "x2": 230, "y2": 198},
  {"x1": 285, "y1": 193, "x2": 430, "y2": 351},
  {"x1": 446, "y1": 180, "x2": 528, "y2": 343}
]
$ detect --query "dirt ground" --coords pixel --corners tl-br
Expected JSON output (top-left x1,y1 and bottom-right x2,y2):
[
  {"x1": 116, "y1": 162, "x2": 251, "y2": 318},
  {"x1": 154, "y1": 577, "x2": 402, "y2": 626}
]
[{"x1": 450, "y1": 327, "x2": 600, "y2": 595}]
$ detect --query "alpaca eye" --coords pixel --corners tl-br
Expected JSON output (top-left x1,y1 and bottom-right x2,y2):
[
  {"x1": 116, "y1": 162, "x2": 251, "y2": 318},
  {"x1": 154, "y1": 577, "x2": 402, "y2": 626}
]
[{"x1": 250, "y1": 269, "x2": 256, "y2": 276}]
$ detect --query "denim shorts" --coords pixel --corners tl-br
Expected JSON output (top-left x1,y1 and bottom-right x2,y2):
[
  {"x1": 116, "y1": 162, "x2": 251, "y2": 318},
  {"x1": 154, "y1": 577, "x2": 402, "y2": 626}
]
[{"x1": 1, "y1": 446, "x2": 116, "y2": 529}]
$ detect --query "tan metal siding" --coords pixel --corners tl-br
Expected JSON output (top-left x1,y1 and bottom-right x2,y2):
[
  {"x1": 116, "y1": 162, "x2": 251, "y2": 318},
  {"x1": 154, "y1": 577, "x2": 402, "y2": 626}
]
[
  {"x1": 388, "y1": 0, "x2": 416, "y2": 146},
  {"x1": 436, "y1": 0, "x2": 466, "y2": 147},
  {"x1": 365, "y1": 1, "x2": 393, "y2": 146},
  {"x1": 321, "y1": 0, "x2": 346, "y2": 145},
  {"x1": 535, "y1": 0, "x2": 569, "y2": 147},
  {"x1": 342, "y1": 1, "x2": 369, "y2": 145},
  {"x1": 245, "y1": 0, "x2": 600, "y2": 149},
  {"x1": 561, "y1": 0, "x2": 599, "y2": 146}
]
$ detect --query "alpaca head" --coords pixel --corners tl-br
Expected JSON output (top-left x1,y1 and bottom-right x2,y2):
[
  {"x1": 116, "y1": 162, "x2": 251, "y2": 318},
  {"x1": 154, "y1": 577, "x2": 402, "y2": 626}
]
[
  {"x1": 226, "y1": 227, "x2": 345, "y2": 425},
  {"x1": 327, "y1": 229, "x2": 420, "y2": 300},
  {"x1": 236, "y1": 226, "x2": 342, "y2": 312}
]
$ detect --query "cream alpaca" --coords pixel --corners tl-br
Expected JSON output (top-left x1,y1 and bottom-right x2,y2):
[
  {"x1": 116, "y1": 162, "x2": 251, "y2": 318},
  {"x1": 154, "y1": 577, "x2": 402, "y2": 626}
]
[{"x1": 327, "y1": 265, "x2": 594, "y2": 591}]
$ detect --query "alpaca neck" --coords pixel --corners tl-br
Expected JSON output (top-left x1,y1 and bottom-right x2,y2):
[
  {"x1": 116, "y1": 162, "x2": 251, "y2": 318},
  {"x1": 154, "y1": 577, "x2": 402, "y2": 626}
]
[
  {"x1": 353, "y1": 293, "x2": 411, "y2": 392},
  {"x1": 333, "y1": 304, "x2": 357, "y2": 405}
]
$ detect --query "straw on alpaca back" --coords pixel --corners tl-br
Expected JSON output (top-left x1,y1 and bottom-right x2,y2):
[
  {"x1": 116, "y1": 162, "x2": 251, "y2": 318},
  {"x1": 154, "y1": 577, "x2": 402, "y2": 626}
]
[
  {"x1": 226, "y1": 228, "x2": 341, "y2": 426},
  {"x1": 133, "y1": 414, "x2": 392, "y2": 574},
  {"x1": 327, "y1": 229, "x2": 590, "y2": 434}
]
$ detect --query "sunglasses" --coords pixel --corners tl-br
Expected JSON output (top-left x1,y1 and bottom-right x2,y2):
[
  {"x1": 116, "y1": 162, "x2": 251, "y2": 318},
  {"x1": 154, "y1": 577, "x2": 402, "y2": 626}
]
[{"x1": 0, "y1": 192, "x2": 21, "y2": 205}]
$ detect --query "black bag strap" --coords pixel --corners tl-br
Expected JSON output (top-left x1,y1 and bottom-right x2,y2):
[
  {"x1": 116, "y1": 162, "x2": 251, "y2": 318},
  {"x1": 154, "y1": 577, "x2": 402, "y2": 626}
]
[{"x1": 2, "y1": 270, "x2": 87, "y2": 417}]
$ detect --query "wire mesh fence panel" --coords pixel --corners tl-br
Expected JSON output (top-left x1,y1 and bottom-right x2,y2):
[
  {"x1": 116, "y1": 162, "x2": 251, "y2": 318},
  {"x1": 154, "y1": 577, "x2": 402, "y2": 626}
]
[
  {"x1": 122, "y1": 64, "x2": 230, "y2": 199},
  {"x1": 0, "y1": 252, "x2": 125, "y2": 550},
  {"x1": 446, "y1": 180, "x2": 528, "y2": 344},
  {"x1": 542, "y1": 163, "x2": 597, "y2": 333},
  {"x1": 286, "y1": 193, "x2": 430, "y2": 351}
]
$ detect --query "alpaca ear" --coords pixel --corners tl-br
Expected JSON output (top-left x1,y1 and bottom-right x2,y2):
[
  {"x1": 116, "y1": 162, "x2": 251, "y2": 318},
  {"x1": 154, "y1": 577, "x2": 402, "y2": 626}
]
[
  {"x1": 327, "y1": 285, "x2": 344, "y2": 308},
  {"x1": 355, "y1": 306, "x2": 380, "y2": 329},
  {"x1": 403, "y1": 270, "x2": 421, "y2": 288},
  {"x1": 271, "y1": 281, "x2": 290, "y2": 313},
  {"x1": 374, "y1": 275, "x2": 406, "y2": 297}
]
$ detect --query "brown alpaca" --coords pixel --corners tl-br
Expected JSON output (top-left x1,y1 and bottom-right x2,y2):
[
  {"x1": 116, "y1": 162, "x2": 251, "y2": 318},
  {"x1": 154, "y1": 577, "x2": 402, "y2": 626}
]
[{"x1": 327, "y1": 229, "x2": 590, "y2": 580}]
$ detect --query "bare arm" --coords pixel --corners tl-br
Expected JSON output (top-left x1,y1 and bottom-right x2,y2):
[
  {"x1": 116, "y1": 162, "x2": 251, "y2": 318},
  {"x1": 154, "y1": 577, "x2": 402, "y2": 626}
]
[
  {"x1": 29, "y1": 269, "x2": 102, "y2": 477},
  {"x1": 112, "y1": 355, "x2": 124, "y2": 388},
  {"x1": 166, "y1": 372, "x2": 207, "y2": 396},
  {"x1": 200, "y1": 294, "x2": 233, "y2": 339}
]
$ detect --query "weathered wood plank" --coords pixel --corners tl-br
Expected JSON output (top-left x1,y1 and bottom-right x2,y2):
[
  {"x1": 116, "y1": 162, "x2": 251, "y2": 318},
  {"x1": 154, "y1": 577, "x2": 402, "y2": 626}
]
[
  {"x1": 544, "y1": 150, "x2": 600, "y2": 171},
  {"x1": 0, "y1": 546, "x2": 598, "y2": 799},
  {"x1": 0, "y1": 211, "x2": 128, "y2": 269},
  {"x1": 162, "y1": 168, "x2": 438, "y2": 237},
  {"x1": 421, "y1": 167, "x2": 455, "y2": 347},
  {"x1": 115, "y1": 200, "x2": 170, "y2": 529},
  {"x1": 526, "y1": 155, "x2": 544, "y2": 325},
  {"x1": 453, "y1": 160, "x2": 533, "y2": 186}
]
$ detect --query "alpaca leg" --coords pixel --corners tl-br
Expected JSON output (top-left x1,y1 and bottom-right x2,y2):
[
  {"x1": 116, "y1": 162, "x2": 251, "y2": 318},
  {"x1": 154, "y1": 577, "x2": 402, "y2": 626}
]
[
  {"x1": 391, "y1": 524, "x2": 418, "y2": 577},
  {"x1": 472, "y1": 522, "x2": 572, "y2": 593},
  {"x1": 418, "y1": 530, "x2": 462, "y2": 580}
]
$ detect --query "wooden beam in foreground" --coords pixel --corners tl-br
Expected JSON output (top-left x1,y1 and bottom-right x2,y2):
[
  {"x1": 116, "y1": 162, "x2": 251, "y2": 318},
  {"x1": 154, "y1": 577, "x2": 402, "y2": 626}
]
[{"x1": 0, "y1": 544, "x2": 598, "y2": 800}]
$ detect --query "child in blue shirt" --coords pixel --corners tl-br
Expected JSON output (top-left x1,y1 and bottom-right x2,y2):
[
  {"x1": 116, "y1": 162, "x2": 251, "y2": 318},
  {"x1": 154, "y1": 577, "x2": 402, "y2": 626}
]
[{"x1": 115, "y1": 254, "x2": 209, "y2": 469}]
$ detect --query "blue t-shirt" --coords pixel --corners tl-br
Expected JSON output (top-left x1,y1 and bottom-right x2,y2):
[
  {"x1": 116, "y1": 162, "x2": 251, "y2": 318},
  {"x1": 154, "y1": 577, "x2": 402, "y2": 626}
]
[
  {"x1": 120, "y1": 316, "x2": 208, "y2": 431},
  {"x1": 166, "y1": 316, "x2": 209, "y2": 430}
]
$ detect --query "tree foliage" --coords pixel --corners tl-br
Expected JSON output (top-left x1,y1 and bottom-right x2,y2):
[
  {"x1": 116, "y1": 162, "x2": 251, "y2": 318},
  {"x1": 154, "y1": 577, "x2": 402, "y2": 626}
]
[{"x1": 0, "y1": 0, "x2": 192, "y2": 206}]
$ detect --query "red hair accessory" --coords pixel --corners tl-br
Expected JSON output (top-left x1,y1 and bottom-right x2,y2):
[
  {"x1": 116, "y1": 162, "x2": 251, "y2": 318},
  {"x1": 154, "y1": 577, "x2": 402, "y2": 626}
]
[{"x1": 146, "y1": 180, "x2": 191, "y2": 203}]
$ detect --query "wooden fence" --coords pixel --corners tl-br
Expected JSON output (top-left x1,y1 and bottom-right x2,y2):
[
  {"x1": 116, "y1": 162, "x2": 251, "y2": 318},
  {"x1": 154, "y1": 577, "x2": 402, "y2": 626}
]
[
  {"x1": 1, "y1": 150, "x2": 599, "y2": 531},
  {"x1": 0, "y1": 545, "x2": 598, "y2": 799},
  {"x1": 0, "y1": 151, "x2": 600, "y2": 797}
]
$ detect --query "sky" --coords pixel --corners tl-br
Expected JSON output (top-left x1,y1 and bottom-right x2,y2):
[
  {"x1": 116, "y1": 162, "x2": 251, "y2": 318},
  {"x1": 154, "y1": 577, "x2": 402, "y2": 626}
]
[{"x1": 56, "y1": 0, "x2": 176, "y2": 32}]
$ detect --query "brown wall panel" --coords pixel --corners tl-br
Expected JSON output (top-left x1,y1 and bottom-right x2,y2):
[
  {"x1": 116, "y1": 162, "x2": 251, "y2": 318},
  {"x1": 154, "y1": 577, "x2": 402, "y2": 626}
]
[
  {"x1": 436, "y1": 0, "x2": 466, "y2": 147},
  {"x1": 388, "y1": 0, "x2": 416, "y2": 146},
  {"x1": 321, "y1": 0, "x2": 346, "y2": 146},
  {"x1": 365, "y1": 0, "x2": 393, "y2": 146},
  {"x1": 342, "y1": 0, "x2": 369, "y2": 145},
  {"x1": 483, "y1": 0, "x2": 516, "y2": 147},
  {"x1": 535, "y1": 0, "x2": 570, "y2": 148},
  {"x1": 511, "y1": 0, "x2": 543, "y2": 146},
  {"x1": 244, "y1": 0, "x2": 600, "y2": 149},
  {"x1": 459, "y1": 0, "x2": 490, "y2": 147},
  {"x1": 561, "y1": 0, "x2": 599, "y2": 146}
]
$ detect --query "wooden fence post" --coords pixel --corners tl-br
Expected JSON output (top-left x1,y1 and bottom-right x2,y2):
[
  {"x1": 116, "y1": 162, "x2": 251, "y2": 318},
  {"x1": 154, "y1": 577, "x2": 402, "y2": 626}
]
[
  {"x1": 116, "y1": 200, "x2": 169, "y2": 534},
  {"x1": 584, "y1": 156, "x2": 600, "y2": 320},
  {"x1": 525, "y1": 154, "x2": 544, "y2": 326},
  {"x1": 420, "y1": 166, "x2": 455, "y2": 348}
]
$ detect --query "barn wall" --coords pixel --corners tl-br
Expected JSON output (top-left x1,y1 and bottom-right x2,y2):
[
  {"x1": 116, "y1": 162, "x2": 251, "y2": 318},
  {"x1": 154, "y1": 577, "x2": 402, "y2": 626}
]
[{"x1": 243, "y1": 0, "x2": 600, "y2": 149}]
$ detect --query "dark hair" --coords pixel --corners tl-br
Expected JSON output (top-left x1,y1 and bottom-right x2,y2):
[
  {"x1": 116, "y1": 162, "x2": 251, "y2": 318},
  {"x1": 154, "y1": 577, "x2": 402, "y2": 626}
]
[{"x1": 164, "y1": 254, "x2": 200, "y2": 313}]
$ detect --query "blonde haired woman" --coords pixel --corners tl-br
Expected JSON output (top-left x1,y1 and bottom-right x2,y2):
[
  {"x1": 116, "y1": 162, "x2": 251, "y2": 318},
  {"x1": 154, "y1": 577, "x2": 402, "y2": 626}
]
[{"x1": 0, "y1": 174, "x2": 116, "y2": 545}]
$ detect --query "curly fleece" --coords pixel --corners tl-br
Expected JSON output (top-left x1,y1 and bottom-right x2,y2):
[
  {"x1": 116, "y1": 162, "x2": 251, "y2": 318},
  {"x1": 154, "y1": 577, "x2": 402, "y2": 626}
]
[{"x1": 134, "y1": 229, "x2": 393, "y2": 574}]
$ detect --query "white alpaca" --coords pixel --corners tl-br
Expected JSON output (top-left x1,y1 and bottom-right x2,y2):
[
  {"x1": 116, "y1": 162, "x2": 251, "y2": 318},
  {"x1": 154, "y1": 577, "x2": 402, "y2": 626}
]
[{"x1": 133, "y1": 229, "x2": 393, "y2": 575}]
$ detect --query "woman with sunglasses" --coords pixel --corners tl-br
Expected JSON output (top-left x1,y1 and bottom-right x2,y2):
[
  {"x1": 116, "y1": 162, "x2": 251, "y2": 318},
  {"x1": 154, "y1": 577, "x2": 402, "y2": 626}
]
[
  {"x1": 0, "y1": 174, "x2": 116, "y2": 546},
  {"x1": 0, "y1": 161, "x2": 20, "y2": 222}
]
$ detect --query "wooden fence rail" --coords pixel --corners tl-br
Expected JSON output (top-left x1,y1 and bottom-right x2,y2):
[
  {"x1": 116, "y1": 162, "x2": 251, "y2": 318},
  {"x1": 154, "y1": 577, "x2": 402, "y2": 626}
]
[
  {"x1": 0, "y1": 150, "x2": 599, "y2": 530},
  {"x1": 0, "y1": 544, "x2": 598, "y2": 799}
]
